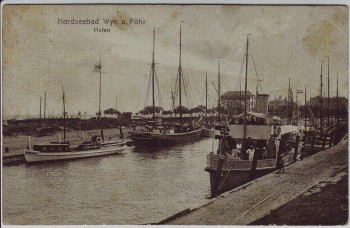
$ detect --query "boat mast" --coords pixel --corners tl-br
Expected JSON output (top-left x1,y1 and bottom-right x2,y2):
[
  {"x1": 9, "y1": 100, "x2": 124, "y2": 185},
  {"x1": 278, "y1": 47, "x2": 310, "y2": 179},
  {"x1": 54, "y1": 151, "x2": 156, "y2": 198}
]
[
  {"x1": 327, "y1": 57, "x2": 330, "y2": 126},
  {"x1": 99, "y1": 56, "x2": 102, "y2": 119},
  {"x1": 239, "y1": 83, "x2": 242, "y2": 113},
  {"x1": 205, "y1": 71, "x2": 208, "y2": 122},
  {"x1": 304, "y1": 84, "x2": 307, "y2": 132},
  {"x1": 336, "y1": 72, "x2": 339, "y2": 122},
  {"x1": 152, "y1": 27, "x2": 156, "y2": 120},
  {"x1": 62, "y1": 86, "x2": 66, "y2": 142},
  {"x1": 44, "y1": 91, "x2": 47, "y2": 119},
  {"x1": 93, "y1": 56, "x2": 105, "y2": 120},
  {"x1": 218, "y1": 60, "x2": 221, "y2": 123},
  {"x1": 178, "y1": 22, "x2": 183, "y2": 124},
  {"x1": 320, "y1": 61, "x2": 323, "y2": 131},
  {"x1": 40, "y1": 96, "x2": 42, "y2": 119},
  {"x1": 243, "y1": 35, "x2": 250, "y2": 151}
]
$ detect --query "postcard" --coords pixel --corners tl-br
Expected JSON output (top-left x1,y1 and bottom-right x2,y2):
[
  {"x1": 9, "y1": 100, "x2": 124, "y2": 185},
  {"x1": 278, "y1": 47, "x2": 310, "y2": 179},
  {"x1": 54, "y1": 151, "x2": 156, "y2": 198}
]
[{"x1": 2, "y1": 2, "x2": 348, "y2": 226}]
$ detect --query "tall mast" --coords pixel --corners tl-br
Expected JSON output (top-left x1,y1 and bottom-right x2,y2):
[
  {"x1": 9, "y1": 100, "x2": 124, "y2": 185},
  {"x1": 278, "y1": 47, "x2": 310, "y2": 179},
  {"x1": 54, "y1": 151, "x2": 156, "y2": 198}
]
[
  {"x1": 40, "y1": 96, "x2": 42, "y2": 119},
  {"x1": 243, "y1": 34, "x2": 250, "y2": 150},
  {"x1": 152, "y1": 27, "x2": 156, "y2": 120},
  {"x1": 327, "y1": 57, "x2": 330, "y2": 125},
  {"x1": 99, "y1": 56, "x2": 102, "y2": 119},
  {"x1": 93, "y1": 56, "x2": 105, "y2": 119},
  {"x1": 239, "y1": 82, "x2": 242, "y2": 113},
  {"x1": 320, "y1": 61, "x2": 323, "y2": 131},
  {"x1": 44, "y1": 91, "x2": 46, "y2": 119},
  {"x1": 62, "y1": 86, "x2": 66, "y2": 142},
  {"x1": 288, "y1": 78, "x2": 290, "y2": 123},
  {"x1": 218, "y1": 59, "x2": 221, "y2": 123},
  {"x1": 304, "y1": 84, "x2": 307, "y2": 133},
  {"x1": 205, "y1": 71, "x2": 208, "y2": 122},
  {"x1": 178, "y1": 22, "x2": 183, "y2": 123},
  {"x1": 336, "y1": 72, "x2": 339, "y2": 122}
]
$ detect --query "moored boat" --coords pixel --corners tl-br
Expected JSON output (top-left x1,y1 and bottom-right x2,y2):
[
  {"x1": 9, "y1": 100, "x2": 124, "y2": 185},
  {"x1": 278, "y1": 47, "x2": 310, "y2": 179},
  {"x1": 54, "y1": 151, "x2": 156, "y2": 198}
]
[
  {"x1": 205, "y1": 123, "x2": 300, "y2": 197},
  {"x1": 128, "y1": 23, "x2": 202, "y2": 146},
  {"x1": 200, "y1": 125, "x2": 214, "y2": 138},
  {"x1": 204, "y1": 35, "x2": 302, "y2": 197},
  {"x1": 24, "y1": 87, "x2": 127, "y2": 164},
  {"x1": 24, "y1": 135, "x2": 127, "y2": 163}
]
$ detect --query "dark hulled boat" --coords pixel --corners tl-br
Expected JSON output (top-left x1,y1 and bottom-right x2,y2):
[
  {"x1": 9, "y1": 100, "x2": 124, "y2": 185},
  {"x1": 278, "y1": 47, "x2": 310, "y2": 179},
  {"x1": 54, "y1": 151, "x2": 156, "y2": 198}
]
[{"x1": 128, "y1": 24, "x2": 202, "y2": 146}]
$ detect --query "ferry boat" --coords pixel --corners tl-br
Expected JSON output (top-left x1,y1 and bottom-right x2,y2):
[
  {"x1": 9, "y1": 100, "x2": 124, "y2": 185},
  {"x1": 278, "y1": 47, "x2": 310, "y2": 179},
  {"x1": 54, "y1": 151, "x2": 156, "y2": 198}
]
[
  {"x1": 205, "y1": 35, "x2": 301, "y2": 197},
  {"x1": 24, "y1": 135, "x2": 127, "y2": 163},
  {"x1": 205, "y1": 123, "x2": 300, "y2": 197}
]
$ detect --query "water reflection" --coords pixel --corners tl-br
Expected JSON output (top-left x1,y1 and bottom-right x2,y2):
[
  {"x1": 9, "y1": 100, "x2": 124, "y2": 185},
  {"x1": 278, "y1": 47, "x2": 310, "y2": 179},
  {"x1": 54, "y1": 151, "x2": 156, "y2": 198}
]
[{"x1": 3, "y1": 139, "x2": 214, "y2": 225}]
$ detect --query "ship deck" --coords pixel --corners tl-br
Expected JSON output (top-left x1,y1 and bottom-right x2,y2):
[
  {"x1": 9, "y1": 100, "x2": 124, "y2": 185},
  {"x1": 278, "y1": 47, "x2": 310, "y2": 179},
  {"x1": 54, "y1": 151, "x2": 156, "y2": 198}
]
[{"x1": 166, "y1": 135, "x2": 348, "y2": 225}]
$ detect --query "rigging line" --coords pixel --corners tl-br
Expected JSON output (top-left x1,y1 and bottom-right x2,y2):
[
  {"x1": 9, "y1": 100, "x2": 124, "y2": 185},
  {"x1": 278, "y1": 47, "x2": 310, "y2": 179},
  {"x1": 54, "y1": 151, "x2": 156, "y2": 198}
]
[
  {"x1": 239, "y1": 48, "x2": 246, "y2": 85},
  {"x1": 250, "y1": 50, "x2": 262, "y2": 93},
  {"x1": 154, "y1": 69, "x2": 163, "y2": 108},
  {"x1": 182, "y1": 54, "x2": 193, "y2": 107},
  {"x1": 174, "y1": 72, "x2": 179, "y2": 101},
  {"x1": 144, "y1": 70, "x2": 152, "y2": 108},
  {"x1": 182, "y1": 69, "x2": 191, "y2": 107},
  {"x1": 184, "y1": 69, "x2": 193, "y2": 108}
]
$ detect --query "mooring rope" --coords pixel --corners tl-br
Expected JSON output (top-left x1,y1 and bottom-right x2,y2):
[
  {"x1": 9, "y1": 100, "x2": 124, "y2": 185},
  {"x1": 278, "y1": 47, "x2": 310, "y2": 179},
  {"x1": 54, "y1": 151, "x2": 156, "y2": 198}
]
[{"x1": 217, "y1": 163, "x2": 235, "y2": 191}]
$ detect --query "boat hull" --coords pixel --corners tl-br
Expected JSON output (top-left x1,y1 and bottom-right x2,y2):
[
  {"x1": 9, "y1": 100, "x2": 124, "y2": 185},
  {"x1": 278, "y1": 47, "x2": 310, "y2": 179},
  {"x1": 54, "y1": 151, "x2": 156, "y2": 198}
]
[
  {"x1": 200, "y1": 128, "x2": 214, "y2": 138},
  {"x1": 24, "y1": 145, "x2": 127, "y2": 163},
  {"x1": 128, "y1": 129, "x2": 202, "y2": 146},
  {"x1": 205, "y1": 152, "x2": 295, "y2": 197}
]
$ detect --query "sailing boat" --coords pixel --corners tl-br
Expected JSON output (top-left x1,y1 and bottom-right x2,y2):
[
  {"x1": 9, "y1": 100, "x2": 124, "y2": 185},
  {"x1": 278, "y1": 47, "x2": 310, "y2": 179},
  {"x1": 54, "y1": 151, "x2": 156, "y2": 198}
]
[
  {"x1": 24, "y1": 86, "x2": 127, "y2": 163},
  {"x1": 128, "y1": 24, "x2": 202, "y2": 145},
  {"x1": 204, "y1": 36, "x2": 301, "y2": 197}
]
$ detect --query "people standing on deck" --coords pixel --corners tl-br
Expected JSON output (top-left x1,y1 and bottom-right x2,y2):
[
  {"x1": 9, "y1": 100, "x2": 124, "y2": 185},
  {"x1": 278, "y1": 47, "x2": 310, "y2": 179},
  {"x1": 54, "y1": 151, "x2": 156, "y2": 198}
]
[
  {"x1": 246, "y1": 145, "x2": 255, "y2": 161},
  {"x1": 236, "y1": 141, "x2": 242, "y2": 159}
]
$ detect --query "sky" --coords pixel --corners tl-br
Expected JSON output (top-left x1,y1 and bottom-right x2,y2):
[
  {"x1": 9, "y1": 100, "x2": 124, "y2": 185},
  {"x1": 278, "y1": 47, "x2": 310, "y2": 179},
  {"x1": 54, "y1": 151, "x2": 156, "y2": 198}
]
[{"x1": 2, "y1": 4, "x2": 348, "y2": 117}]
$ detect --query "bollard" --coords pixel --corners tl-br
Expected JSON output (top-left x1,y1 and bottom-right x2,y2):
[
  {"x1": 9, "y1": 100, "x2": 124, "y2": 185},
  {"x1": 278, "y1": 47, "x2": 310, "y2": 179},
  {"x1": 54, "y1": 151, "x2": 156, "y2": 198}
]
[
  {"x1": 5, "y1": 147, "x2": 9, "y2": 153},
  {"x1": 212, "y1": 155, "x2": 225, "y2": 198}
]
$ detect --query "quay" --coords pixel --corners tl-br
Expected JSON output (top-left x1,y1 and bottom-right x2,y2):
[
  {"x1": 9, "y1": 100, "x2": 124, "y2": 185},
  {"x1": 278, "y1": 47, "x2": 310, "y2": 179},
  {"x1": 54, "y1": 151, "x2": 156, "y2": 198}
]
[
  {"x1": 166, "y1": 136, "x2": 348, "y2": 225},
  {"x1": 3, "y1": 150, "x2": 25, "y2": 166}
]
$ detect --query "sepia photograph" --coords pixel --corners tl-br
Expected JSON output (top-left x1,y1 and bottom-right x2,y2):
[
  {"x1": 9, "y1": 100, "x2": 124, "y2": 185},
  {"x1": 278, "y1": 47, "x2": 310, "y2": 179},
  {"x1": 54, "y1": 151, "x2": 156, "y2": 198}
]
[{"x1": 1, "y1": 1, "x2": 349, "y2": 226}]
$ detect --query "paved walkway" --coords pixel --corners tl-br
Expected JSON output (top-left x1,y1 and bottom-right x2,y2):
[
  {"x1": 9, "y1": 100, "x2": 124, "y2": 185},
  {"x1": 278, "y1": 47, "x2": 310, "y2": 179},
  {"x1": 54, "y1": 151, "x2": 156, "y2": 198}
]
[{"x1": 168, "y1": 137, "x2": 348, "y2": 225}]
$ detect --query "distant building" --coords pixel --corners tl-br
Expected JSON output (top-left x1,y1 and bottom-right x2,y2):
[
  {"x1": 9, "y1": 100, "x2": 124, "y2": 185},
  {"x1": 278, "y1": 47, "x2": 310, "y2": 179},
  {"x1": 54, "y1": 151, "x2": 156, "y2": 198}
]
[
  {"x1": 256, "y1": 94, "x2": 269, "y2": 115},
  {"x1": 268, "y1": 96, "x2": 288, "y2": 117},
  {"x1": 307, "y1": 96, "x2": 348, "y2": 118},
  {"x1": 221, "y1": 91, "x2": 256, "y2": 114}
]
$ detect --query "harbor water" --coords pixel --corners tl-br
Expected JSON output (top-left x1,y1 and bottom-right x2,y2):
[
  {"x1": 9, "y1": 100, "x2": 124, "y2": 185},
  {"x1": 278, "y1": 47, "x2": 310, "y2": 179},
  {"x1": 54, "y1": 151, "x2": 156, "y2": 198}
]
[{"x1": 3, "y1": 137, "x2": 217, "y2": 225}]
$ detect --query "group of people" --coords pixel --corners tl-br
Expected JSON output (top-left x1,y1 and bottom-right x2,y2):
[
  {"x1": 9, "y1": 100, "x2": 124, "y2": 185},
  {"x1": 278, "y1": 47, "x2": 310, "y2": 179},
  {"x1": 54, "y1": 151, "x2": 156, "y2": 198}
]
[{"x1": 221, "y1": 137, "x2": 268, "y2": 161}]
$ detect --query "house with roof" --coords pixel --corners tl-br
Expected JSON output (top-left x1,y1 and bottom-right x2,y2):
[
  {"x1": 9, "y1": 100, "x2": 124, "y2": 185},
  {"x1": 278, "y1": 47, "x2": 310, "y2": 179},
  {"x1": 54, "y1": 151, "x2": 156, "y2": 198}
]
[{"x1": 221, "y1": 91, "x2": 256, "y2": 114}]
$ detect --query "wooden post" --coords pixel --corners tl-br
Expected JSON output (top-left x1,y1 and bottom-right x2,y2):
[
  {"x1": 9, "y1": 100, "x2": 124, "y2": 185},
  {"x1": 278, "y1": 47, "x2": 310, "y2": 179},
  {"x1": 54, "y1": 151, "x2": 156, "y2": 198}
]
[
  {"x1": 322, "y1": 132, "x2": 327, "y2": 150},
  {"x1": 119, "y1": 126, "x2": 124, "y2": 139},
  {"x1": 329, "y1": 131, "x2": 334, "y2": 148},
  {"x1": 250, "y1": 148, "x2": 259, "y2": 180},
  {"x1": 212, "y1": 155, "x2": 225, "y2": 198},
  {"x1": 293, "y1": 135, "x2": 300, "y2": 162}
]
